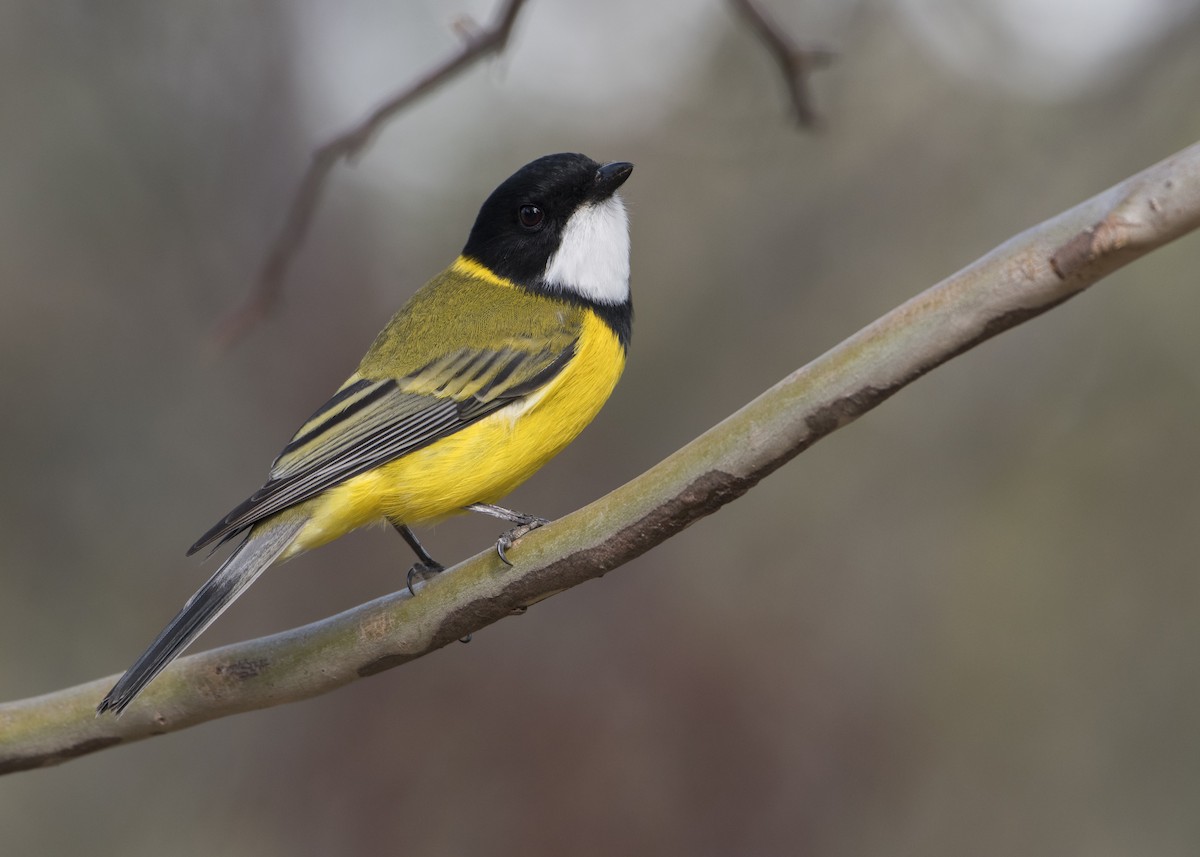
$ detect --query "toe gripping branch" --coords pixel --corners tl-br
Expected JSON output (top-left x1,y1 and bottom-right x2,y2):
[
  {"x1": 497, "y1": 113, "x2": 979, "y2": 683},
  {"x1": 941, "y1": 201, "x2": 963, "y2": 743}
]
[{"x1": 464, "y1": 503, "x2": 549, "y2": 566}]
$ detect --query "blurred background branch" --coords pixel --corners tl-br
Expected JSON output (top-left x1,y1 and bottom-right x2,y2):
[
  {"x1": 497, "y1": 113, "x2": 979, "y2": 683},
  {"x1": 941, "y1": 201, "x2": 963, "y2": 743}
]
[
  {"x1": 212, "y1": 0, "x2": 530, "y2": 348},
  {"x1": 728, "y1": 0, "x2": 835, "y2": 127},
  {"x1": 4, "y1": 138, "x2": 1198, "y2": 775}
]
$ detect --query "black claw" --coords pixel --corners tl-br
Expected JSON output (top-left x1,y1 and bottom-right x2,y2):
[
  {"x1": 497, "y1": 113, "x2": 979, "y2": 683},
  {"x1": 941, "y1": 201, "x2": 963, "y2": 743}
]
[
  {"x1": 406, "y1": 561, "x2": 445, "y2": 596},
  {"x1": 492, "y1": 517, "x2": 549, "y2": 566}
]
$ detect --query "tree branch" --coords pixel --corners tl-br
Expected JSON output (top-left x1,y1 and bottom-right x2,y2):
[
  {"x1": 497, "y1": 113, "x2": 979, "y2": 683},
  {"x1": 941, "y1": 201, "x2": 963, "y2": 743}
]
[
  {"x1": 4, "y1": 140, "x2": 1199, "y2": 775},
  {"x1": 729, "y1": 0, "x2": 835, "y2": 127},
  {"x1": 212, "y1": 0, "x2": 530, "y2": 348}
]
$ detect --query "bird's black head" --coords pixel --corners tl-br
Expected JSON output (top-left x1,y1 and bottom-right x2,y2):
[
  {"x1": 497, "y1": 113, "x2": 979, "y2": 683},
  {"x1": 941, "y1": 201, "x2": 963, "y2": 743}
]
[{"x1": 462, "y1": 153, "x2": 634, "y2": 307}]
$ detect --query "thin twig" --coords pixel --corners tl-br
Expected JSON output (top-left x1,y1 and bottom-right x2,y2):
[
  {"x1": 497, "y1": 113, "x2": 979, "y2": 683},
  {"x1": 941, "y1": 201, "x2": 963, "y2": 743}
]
[
  {"x1": 212, "y1": 0, "x2": 530, "y2": 349},
  {"x1": 729, "y1": 0, "x2": 834, "y2": 127},
  {"x1": 3, "y1": 140, "x2": 1199, "y2": 774}
]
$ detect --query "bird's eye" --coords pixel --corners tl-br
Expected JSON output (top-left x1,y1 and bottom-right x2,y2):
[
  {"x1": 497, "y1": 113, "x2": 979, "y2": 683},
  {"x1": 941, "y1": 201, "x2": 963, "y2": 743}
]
[{"x1": 518, "y1": 204, "x2": 544, "y2": 230}]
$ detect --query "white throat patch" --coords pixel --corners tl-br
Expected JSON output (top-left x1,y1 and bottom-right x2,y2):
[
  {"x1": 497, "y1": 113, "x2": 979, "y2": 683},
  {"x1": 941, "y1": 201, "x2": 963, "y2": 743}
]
[{"x1": 543, "y1": 194, "x2": 630, "y2": 305}]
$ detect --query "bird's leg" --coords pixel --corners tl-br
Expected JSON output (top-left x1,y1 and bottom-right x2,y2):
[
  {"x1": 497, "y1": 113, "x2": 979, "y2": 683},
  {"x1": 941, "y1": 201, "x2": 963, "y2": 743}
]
[
  {"x1": 390, "y1": 518, "x2": 444, "y2": 596},
  {"x1": 464, "y1": 502, "x2": 551, "y2": 566}
]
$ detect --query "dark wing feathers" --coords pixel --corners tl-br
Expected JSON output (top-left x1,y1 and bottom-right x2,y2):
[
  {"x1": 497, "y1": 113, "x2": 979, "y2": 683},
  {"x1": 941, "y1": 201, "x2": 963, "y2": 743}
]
[
  {"x1": 188, "y1": 340, "x2": 577, "y2": 555},
  {"x1": 455, "y1": 345, "x2": 577, "y2": 421}
]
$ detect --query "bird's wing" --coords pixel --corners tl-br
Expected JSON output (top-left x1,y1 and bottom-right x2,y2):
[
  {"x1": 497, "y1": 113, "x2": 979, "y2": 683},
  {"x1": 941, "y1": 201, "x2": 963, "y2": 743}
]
[{"x1": 187, "y1": 337, "x2": 578, "y2": 555}]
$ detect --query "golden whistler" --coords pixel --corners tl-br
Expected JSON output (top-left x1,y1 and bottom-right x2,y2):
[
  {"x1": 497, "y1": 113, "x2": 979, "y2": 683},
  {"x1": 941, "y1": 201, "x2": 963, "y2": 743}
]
[{"x1": 99, "y1": 154, "x2": 634, "y2": 715}]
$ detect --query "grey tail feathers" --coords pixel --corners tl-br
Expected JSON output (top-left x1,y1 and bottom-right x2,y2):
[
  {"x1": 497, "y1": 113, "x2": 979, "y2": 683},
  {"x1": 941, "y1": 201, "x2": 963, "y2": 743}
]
[{"x1": 96, "y1": 517, "x2": 306, "y2": 717}]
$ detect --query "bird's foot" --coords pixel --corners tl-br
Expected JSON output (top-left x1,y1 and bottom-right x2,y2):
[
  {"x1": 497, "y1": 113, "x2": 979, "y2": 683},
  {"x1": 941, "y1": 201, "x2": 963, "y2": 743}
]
[
  {"x1": 406, "y1": 560, "x2": 445, "y2": 597},
  {"x1": 462, "y1": 503, "x2": 551, "y2": 566},
  {"x1": 495, "y1": 516, "x2": 550, "y2": 566}
]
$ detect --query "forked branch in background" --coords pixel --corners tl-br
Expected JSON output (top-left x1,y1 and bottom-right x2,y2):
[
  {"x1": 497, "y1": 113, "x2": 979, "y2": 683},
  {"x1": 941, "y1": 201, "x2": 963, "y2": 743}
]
[{"x1": 729, "y1": 0, "x2": 835, "y2": 127}]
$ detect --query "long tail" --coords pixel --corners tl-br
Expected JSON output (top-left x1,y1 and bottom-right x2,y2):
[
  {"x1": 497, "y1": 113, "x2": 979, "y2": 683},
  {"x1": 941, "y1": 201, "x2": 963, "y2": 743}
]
[{"x1": 97, "y1": 517, "x2": 307, "y2": 716}]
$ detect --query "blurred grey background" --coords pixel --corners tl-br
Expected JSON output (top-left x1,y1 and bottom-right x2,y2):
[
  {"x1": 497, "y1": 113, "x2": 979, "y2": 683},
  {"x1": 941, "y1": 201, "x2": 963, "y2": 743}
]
[{"x1": 3, "y1": 0, "x2": 1200, "y2": 854}]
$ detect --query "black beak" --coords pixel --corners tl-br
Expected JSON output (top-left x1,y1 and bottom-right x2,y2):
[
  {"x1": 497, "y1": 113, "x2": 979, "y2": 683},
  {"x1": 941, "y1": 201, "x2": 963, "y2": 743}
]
[{"x1": 594, "y1": 161, "x2": 634, "y2": 197}]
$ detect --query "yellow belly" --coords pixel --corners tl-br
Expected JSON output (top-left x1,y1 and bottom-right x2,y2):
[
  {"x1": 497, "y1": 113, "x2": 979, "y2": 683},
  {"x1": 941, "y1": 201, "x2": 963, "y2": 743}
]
[{"x1": 286, "y1": 310, "x2": 625, "y2": 555}]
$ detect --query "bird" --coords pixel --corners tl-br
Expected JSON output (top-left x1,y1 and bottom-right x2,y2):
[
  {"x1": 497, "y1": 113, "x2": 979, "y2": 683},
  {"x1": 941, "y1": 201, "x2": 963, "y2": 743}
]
[{"x1": 97, "y1": 152, "x2": 634, "y2": 715}]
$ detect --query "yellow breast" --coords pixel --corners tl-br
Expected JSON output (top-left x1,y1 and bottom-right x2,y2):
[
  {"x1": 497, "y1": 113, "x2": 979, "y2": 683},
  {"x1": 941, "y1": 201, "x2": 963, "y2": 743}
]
[{"x1": 290, "y1": 310, "x2": 625, "y2": 553}]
